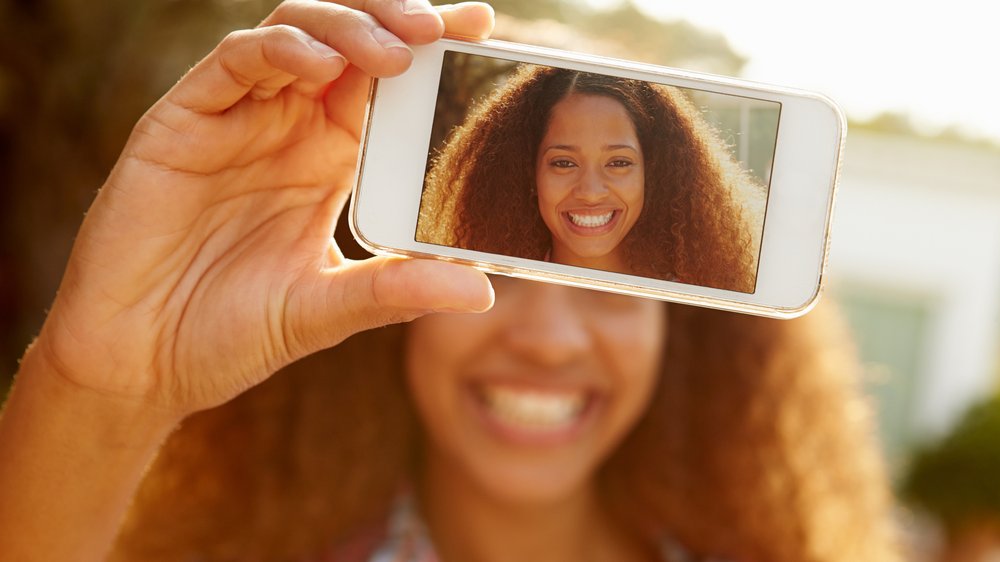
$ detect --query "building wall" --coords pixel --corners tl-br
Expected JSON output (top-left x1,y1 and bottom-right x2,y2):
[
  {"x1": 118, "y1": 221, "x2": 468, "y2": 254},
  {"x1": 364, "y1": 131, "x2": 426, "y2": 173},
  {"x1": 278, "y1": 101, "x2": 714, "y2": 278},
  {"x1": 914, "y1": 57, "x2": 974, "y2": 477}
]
[{"x1": 827, "y1": 129, "x2": 1000, "y2": 463}]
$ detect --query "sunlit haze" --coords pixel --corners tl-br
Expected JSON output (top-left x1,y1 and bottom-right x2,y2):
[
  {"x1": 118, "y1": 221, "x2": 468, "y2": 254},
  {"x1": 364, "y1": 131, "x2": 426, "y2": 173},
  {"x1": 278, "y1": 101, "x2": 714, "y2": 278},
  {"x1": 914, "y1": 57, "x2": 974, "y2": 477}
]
[{"x1": 585, "y1": 0, "x2": 999, "y2": 142}]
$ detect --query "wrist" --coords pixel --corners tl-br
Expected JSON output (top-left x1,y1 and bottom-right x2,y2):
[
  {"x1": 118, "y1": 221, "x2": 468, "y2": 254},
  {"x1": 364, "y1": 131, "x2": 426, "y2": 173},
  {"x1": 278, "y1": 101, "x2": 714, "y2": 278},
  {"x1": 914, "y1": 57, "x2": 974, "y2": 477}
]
[
  {"x1": 13, "y1": 340, "x2": 184, "y2": 444},
  {"x1": 0, "y1": 343, "x2": 183, "y2": 562}
]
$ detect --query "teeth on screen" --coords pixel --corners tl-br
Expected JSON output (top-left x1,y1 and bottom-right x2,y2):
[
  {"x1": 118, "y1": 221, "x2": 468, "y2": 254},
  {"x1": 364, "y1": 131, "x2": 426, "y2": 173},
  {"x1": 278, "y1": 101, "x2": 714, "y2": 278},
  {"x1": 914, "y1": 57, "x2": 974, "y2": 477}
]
[
  {"x1": 568, "y1": 211, "x2": 614, "y2": 228},
  {"x1": 483, "y1": 387, "x2": 585, "y2": 429}
]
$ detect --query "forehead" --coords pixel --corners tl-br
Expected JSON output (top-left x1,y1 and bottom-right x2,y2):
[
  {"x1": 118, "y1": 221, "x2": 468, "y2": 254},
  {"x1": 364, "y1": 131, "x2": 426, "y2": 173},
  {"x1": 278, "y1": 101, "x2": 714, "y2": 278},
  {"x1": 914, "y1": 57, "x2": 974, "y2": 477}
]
[{"x1": 543, "y1": 93, "x2": 638, "y2": 142}]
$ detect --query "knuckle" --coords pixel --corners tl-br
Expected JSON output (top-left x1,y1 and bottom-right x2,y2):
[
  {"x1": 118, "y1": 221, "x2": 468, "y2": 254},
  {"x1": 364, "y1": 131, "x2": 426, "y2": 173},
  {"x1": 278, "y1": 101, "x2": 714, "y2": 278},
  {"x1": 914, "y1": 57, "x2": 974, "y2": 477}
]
[
  {"x1": 265, "y1": 23, "x2": 301, "y2": 42},
  {"x1": 369, "y1": 259, "x2": 390, "y2": 309},
  {"x1": 324, "y1": 4, "x2": 377, "y2": 32},
  {"x1": 220, "y1": 29, "x2": 252, "y2": 48},
  {"x1": 258, "y1": 25, "x2": 300, "y2": 60},
  {"x1": 248, "y1": 87, "x2": 279, "y2": 101},
  {"x1": 267, "y1": 0, "x2": 375, "y2": 42},
  {"x1": 364, "y1": 0, "x2": 404, "y2": 16},
  {"x1": 269, "y1": 0, "x2": 301, "y2": 22}
]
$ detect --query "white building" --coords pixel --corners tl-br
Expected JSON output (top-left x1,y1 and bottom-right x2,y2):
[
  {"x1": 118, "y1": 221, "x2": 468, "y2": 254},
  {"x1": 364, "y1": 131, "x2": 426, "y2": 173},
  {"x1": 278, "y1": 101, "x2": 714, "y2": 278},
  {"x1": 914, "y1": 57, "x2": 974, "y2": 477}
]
[{"x1": 827, "y1": 128, "x2": 1000, "y2": 467}]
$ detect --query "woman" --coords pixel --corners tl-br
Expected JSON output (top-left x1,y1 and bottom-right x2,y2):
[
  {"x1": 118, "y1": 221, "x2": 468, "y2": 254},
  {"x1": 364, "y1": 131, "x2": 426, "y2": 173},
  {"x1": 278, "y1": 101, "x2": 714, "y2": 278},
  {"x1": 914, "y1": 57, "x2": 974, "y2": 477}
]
[
  {"x1": 418, "y1": 64, "x2": 764, "y2": 293},
  {"x1": 107, "y1": 276, "x2": 900, "y2": 562},
  {"x1": 0, "y1": 1, "x2": 897, "y2": 561}
]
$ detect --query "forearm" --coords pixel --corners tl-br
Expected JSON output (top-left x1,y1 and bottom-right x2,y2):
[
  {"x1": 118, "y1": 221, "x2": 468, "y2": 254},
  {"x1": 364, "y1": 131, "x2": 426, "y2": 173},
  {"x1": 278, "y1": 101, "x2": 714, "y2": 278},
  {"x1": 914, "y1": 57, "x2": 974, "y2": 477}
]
[{"x1": 0, "y1": 343, "x2": 180, "y2": 562}]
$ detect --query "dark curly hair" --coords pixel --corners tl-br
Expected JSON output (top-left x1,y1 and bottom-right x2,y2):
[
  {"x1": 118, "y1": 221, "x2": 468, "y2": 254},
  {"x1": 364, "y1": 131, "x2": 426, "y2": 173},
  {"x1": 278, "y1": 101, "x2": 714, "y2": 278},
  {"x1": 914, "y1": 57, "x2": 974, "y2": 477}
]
[
  {"x1": 111, "y1": 303, "x2": 900, "y2": 562},
  {"x1": 418, "y1": 64, "x2": 765, "y2": 293}
]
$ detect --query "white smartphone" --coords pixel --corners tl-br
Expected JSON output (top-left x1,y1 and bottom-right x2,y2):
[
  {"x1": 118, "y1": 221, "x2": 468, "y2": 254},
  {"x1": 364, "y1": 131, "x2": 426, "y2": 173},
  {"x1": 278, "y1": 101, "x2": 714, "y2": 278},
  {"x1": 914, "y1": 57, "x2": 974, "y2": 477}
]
[{"x1": 350, "y1": 37, "x2": 845, "y2": 319}]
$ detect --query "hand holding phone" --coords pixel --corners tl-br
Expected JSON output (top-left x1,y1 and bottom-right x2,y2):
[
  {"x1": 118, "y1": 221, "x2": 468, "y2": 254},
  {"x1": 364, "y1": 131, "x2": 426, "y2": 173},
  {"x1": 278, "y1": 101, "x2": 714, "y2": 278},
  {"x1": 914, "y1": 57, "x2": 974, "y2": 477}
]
[
  {"x1": 352, "y1": 38, "x2": 845, "y2": 318},
  {"x1": 30, "y1": 3, "x2": 495, "y2": 419}
]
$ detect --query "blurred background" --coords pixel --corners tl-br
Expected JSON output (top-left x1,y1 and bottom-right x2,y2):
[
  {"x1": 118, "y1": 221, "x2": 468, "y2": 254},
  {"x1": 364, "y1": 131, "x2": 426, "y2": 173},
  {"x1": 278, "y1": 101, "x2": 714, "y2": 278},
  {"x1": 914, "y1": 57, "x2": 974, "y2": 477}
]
[{"x1": 1, "y1": 0, "x2": 997, "y2": 559}]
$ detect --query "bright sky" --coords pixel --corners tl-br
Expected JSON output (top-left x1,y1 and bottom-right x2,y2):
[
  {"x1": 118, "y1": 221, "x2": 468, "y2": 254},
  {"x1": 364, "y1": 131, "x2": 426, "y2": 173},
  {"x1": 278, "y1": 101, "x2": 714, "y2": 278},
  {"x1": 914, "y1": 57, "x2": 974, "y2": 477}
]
[{"x1": 586, "y1": 0, "x2": 999, "y2": 142}]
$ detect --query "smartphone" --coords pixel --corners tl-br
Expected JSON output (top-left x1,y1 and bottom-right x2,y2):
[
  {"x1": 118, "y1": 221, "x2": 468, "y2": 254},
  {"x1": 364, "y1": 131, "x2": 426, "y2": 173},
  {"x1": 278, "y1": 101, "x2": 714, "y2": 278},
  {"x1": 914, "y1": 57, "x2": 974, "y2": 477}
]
[{"x1": 350, "y1": 38, "x2": 845, "y2": 319}]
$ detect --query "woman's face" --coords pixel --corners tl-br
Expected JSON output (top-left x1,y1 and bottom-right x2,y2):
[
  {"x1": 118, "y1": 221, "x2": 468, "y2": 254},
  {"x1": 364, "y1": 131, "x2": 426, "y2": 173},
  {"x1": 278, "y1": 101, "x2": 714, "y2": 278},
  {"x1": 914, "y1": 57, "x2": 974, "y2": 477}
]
[
  {"x1": 406, "y1": 278, "x2": 665, "y2": 505},
  {"x1": 535, "y1": 93, "x2": 645, "y2": 269}
]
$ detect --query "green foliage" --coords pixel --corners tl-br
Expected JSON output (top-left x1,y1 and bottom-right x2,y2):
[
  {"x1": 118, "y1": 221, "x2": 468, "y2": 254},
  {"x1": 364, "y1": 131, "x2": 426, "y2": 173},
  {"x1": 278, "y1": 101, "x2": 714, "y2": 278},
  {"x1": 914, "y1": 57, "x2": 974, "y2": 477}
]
[
  {"x1": 901, "y1": 393, "x2": 1000, "y2": 529},
  {"x1": 432, "y1": 0, "x2": 744, "y2": 73},
  {"x1": 575, "y1": 2, "x2": 745, "y2": 74},
  {"x1": 850, "y1": 111, "x2": 1000, "y2": 150},
  {"x1": 470, "y1": 0, "x2": 567, "y2": 20}
]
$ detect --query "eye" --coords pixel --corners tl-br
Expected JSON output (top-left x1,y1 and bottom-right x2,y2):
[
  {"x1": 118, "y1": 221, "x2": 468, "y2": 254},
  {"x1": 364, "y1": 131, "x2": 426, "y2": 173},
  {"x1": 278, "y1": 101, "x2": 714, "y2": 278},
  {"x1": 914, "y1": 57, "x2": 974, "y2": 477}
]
[
  {"x1": 549, "y1": 158, "x2": 577, "y2": 169},
  {"x1": 607, "y1": 158, "x2": 634, "y2": 168}
]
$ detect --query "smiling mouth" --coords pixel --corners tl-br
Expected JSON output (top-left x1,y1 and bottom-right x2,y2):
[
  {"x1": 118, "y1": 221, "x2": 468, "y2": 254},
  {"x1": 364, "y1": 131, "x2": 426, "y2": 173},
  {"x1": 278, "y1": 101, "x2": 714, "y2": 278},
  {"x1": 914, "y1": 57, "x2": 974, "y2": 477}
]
[
  {"x1": 481, "y1": 386, "x2": 587, "y2": 429},
  {"x1": 567, "y1": 210, "x2": 615, "y2": 228}
]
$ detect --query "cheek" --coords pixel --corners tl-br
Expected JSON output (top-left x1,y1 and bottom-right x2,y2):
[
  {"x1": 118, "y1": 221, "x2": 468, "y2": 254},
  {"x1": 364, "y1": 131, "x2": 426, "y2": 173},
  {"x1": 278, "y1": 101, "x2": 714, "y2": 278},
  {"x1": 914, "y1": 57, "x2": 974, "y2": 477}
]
[
  {"x1": 404, "y1": 317, "x2": 478, "y2": 430},
  {"x1": 536, "y1": 164, "x2": 576, "y2": 204},
  {"x1": 404, "y1": 313, "x2": 505, "y2": 448},
  {"x1": 404, "y1": 322, "x2": 449, "y2": 427},
  {"x1": 621, "y1": 169, "x2": 645, "y2": 215},
  {"x1": 614, "y1": 333, "x2": 661, "y2": 400},
  {"x1": 535, "y1": 177, "x2": 566, "y2": 228},
  {"x1": 601, "y1": 307, "x2": 665, "y2": 423}
]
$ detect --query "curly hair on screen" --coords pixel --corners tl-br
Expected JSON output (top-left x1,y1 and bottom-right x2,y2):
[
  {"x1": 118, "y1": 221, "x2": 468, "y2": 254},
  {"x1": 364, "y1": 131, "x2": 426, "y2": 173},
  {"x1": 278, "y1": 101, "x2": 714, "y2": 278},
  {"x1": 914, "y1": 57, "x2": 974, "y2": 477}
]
[
  {"x1": 110, "y1": 304, "x2": 899, "y2": 562},
  {"x1": 418, "y1": 64, "x2": 764, "y2": 293}
]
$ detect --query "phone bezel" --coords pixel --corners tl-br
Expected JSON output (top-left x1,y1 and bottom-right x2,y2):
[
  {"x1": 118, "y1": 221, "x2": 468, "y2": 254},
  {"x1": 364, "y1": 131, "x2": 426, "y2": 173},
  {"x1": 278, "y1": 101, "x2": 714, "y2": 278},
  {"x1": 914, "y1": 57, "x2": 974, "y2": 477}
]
[{"x1": 350, "y1": 37, "x2": 845, "y2": 319}]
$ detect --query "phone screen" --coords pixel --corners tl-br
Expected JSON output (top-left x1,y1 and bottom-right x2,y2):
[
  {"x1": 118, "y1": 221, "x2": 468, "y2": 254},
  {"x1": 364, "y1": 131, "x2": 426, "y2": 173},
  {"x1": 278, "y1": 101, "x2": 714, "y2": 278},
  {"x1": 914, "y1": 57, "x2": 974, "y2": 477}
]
[{"x1": 415, "y1": 51, "x2": 779, "y2": 294}]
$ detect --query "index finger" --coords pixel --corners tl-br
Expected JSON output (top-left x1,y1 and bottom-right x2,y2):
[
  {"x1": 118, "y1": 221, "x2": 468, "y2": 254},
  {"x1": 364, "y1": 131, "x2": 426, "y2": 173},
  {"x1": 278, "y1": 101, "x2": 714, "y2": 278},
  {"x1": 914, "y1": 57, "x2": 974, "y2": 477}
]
[
  {"x1": 316, "y1": 0, "x2": 445, "y2": 44},
  {"x1": 264, "y1": 1, "x2": 495, "y2": 74},
  {"x1": 308, "y1": 0, "x2": 495, "y2": 45},
  {"x1": 321, "y1": 1, "x2": 494, "y2": 43},
  {"x1": 435, "y1": 3, "x2": 496, "y2": 39}
]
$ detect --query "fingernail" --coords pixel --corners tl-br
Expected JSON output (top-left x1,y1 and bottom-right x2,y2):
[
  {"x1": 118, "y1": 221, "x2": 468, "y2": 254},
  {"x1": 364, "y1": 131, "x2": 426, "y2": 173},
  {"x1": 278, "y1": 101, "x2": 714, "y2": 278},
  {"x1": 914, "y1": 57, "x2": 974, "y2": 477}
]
[
  {"x1": 372, "y1": 27, "x2": 410, "y2": 52},
  {"x1": 430, "y1": 293, "x2": 493, "y2": 314},
  {"x1": 306, "y1": 38, "x2": 343, "y2": 61},
  {"x1": 444, "y1": 284, "x2": 495, "y2": 314},
  {"x1": 433, "y1": 305, "x2": 491, "y2": 314},
  {"x1": 402, "y1": 0, "x2": 435, "y2": 16}
]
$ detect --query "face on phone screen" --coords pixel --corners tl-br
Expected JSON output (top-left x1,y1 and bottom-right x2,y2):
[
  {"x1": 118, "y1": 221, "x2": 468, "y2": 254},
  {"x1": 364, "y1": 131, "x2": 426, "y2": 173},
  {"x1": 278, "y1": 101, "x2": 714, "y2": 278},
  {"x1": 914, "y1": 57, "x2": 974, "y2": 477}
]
[{"x1": 414, "y1": 51, "x2": 780, "y2": 295}]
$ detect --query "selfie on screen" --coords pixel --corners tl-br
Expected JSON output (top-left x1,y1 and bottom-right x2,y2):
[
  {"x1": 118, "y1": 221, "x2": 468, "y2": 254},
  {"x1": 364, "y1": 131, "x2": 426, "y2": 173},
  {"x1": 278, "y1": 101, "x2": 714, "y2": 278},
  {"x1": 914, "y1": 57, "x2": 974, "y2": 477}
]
[{"x1": 416, "y1": 53, "x2": 776, "y2": 293}]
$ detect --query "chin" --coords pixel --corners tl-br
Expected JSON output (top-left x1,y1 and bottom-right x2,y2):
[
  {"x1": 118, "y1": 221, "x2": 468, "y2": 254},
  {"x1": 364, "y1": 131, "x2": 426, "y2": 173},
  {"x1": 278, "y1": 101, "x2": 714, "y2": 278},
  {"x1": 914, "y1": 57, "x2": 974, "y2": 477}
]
[
  {"x1": 466, "y1": 461, "x2": 597, "y2": 507},
  {"x1": 555, "y1": 237, "x2": 628, "y2": 264}
]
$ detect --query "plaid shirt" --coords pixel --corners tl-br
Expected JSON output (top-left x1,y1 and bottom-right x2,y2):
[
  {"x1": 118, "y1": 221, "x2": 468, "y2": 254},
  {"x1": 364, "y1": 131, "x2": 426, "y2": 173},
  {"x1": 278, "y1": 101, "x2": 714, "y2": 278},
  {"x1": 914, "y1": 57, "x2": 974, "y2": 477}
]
[{"x1": 315, "y1": 496, "x2": 736, "y2": 562}]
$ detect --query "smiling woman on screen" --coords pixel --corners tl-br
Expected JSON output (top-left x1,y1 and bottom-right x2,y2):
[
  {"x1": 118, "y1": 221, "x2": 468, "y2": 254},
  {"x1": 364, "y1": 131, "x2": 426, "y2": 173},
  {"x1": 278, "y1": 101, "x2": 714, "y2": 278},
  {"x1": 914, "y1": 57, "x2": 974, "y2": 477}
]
[{"x1": 417, "y1": 65, "x2": 764, "y2": 293}]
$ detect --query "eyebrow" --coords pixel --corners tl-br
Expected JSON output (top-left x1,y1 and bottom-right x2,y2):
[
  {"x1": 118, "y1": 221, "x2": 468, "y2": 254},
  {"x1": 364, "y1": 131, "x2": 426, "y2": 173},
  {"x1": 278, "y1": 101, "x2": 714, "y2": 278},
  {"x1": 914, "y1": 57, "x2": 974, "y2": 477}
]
[{"x1": 543, "y1": 143, "x2": 639, "y2": 152}]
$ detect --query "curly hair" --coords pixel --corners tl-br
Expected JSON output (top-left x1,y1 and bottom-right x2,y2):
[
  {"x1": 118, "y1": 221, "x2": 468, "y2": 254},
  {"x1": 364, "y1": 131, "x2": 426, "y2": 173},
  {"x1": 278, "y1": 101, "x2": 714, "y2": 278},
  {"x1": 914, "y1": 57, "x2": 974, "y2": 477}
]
[
  {"x1": 110, "y1": 301, "x2": 900, "y2": 562},
  {"x1": 418, "y1": 64, "x2": 765, "y2": 293}
]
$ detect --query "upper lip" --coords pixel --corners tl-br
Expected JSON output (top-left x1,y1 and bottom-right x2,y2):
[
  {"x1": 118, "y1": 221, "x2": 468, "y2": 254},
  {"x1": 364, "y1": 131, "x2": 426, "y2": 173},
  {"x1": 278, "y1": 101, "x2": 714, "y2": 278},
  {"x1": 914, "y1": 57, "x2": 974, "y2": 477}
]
[
  {"x1": 467, "y1": 370, "x2": 606, "y2": 395},
  {"x1": 563, "y1": 206, "x2": 619, "y2": 215},
  {"x1": 465, "y1": 357, "x2": 606, "y2": 385}
]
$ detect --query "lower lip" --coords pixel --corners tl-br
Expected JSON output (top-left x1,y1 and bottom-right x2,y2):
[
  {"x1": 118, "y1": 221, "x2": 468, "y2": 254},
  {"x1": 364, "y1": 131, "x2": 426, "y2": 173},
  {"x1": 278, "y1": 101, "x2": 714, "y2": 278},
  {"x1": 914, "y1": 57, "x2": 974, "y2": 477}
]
[
  {"x1": 563, "y1": 211, "x2": 620, "y2": 236},
  {"x1": 467, "y1": 386, "x2": 599, "y2": 447}
]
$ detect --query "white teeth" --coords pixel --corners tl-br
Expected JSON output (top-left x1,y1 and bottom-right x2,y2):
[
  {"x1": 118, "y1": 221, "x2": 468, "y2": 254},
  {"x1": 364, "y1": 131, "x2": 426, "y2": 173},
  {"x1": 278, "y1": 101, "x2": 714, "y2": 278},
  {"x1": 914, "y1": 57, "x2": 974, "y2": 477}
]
[
  {"x1": 568, "y1": 211, "x2": 614, "y2": 228},
  {"x1": 482, "y1": 387, "x2": 586, "y2": 429}
]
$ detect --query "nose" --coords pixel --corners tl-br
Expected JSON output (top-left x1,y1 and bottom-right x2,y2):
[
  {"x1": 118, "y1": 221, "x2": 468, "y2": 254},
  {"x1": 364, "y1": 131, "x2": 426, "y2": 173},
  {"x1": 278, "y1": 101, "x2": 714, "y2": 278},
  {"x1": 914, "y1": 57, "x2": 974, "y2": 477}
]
[
  {"x1": 501, "y1": 283, "x2": 591, "y2": 367},
  {"x1": 573, "y1": 165, "x2": 609, "y2": 203}
]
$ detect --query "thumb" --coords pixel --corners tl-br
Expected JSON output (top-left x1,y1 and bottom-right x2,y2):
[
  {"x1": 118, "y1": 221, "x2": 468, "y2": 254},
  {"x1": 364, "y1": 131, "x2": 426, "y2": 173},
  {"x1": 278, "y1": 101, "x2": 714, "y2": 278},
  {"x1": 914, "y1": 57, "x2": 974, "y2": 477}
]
[{"x1": 284, "y1": 256, "x2": 494, "y2": 357}]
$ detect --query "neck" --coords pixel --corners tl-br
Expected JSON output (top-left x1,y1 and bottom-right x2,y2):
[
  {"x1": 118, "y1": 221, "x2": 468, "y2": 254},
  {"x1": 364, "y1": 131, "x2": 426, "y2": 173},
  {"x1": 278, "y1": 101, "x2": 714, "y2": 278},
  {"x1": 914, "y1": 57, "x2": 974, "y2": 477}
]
[
  {"x1": 550, "y1": 245, "x2": 629, "y2": 273},
  {"x1": 416, "y1": 454, "x2": 651, "y2": 562}
]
